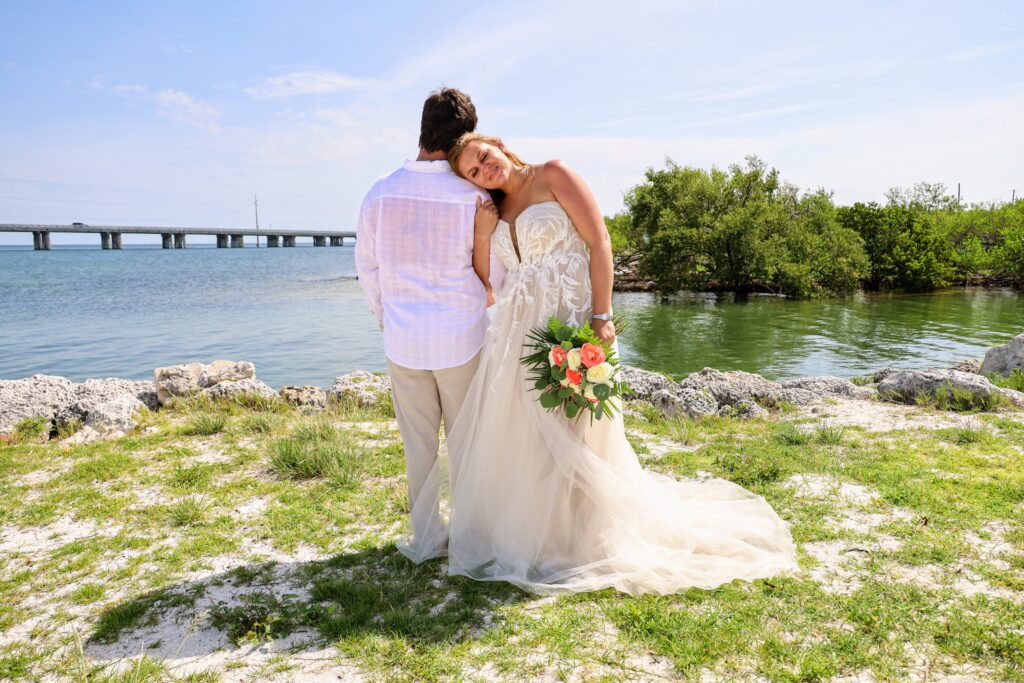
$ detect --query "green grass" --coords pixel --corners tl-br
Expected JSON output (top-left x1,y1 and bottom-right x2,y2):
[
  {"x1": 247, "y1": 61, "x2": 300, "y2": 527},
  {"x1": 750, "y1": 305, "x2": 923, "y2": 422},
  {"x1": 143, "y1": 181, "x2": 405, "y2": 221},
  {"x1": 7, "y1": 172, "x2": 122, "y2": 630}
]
[
  {"x1": 950, "y1": 418, "x2": 988, "y2": 445},
  {"x1": 13, "y1": 416, "x2": 50, "y2": 442},
  {"x1": 990, "y1": 368, "x2": 1024, "y2": 392},
  {"x1": 894, "y1": 384, "x2": 1012, "y2": 412},
  {"x1": 268, "y1": 418, "x2": 364, "y2": 487},
  {"x1": 167, "y1": 497, "x2": 209, "y2": 527},
  {"x1": 775, "y1": 422, "x2": 812, "y2": 445},
  {"x1": 815, "y1": 422, "x2": 846, "y2": 444},
  {"x1": 2, "y1": 391, "x2": 1022, "y2": 680},
  {"x1": 180, "y1": 413, "x2": 227, "y2": 436}
]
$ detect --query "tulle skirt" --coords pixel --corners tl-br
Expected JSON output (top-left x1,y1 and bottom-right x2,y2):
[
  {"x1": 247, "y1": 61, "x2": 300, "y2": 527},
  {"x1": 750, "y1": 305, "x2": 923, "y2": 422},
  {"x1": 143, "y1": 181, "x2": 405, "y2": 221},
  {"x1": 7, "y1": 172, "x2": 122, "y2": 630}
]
[{"x1": 399, "y1": 264, "x2": 798, "y2": 595}]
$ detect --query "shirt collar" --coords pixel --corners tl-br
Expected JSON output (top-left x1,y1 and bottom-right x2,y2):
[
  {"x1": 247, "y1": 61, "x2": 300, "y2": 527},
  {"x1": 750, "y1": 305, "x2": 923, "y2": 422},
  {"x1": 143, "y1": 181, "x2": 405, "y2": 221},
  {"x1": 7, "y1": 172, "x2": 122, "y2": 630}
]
[{"x1": 402, "y1": 159, "x2": 454, "y2": 174}]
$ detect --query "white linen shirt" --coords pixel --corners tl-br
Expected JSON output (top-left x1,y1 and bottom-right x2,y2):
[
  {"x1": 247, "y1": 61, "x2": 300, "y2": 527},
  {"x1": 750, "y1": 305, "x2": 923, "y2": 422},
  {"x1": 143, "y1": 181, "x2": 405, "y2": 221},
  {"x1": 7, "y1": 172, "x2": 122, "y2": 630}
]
[{"x1": 355, "y1": 159, "x2": 491, "y2": 370}]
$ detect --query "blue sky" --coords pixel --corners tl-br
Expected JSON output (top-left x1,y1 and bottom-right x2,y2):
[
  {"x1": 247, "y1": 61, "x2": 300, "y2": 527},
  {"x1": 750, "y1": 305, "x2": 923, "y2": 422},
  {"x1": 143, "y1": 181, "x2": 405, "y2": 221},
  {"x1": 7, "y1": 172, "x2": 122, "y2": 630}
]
[{"x1": 1, "y1": 0, "x2": 1022, "y2": 244}]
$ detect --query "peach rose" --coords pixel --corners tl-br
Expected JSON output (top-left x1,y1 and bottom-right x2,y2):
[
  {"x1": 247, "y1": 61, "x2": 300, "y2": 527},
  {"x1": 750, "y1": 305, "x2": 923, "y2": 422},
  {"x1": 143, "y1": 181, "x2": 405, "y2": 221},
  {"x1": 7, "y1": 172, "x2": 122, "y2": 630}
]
[
  {"x1": 580, "y1": 343, "x2": 606, "y2": 368},
  {"x1": 549, "y1": 345, "x2": 568, "y2": 367},
  {"x1": 565, "y1": 369, "x2": 583, "y2": 386}
]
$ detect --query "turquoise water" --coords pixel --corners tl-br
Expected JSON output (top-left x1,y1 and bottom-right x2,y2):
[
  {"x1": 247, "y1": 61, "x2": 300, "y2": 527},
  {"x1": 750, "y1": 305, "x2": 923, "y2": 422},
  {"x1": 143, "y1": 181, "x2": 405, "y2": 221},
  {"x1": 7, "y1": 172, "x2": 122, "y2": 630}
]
[{"x1": 2, "y1": 246, "x2": 1022, "y2": 387}]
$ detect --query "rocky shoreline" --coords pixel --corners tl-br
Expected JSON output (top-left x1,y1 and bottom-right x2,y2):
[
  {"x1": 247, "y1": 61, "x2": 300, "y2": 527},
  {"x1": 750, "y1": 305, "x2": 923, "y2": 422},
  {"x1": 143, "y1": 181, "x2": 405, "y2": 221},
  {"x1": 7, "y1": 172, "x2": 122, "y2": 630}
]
[{"x1": 2, "y1": 334, "x2": 1023, "y2": 443}]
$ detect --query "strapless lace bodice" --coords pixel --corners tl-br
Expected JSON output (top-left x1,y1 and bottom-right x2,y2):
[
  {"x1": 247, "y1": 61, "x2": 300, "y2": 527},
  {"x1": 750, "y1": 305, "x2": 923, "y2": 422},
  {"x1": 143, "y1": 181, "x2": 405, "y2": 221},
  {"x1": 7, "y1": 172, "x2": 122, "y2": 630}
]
[
  {"x1": 490, "y1": 200, "x2": 592, "y2": 330},
  {"x1": 492, "y1": 201, "x2": 589, "y2": 271}
]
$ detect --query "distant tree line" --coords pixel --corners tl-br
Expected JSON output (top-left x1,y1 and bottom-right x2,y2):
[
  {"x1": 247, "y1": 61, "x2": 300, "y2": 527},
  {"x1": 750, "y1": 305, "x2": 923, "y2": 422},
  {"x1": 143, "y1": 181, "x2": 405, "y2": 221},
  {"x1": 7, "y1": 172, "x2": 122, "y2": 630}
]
[{"x1": 607, "y1": 156, "x2": 1024, "y2": 297}]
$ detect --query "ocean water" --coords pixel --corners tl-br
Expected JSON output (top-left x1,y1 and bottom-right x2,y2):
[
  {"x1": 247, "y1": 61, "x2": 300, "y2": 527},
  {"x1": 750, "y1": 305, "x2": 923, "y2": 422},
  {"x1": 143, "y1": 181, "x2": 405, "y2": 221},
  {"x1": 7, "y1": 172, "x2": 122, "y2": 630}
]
[
  {"x1": 0, "y1": 245, "x2": 382, "y2": 388},
  {"x1": 2, "y1": 245, "x2": 1023, "y2": 387}
]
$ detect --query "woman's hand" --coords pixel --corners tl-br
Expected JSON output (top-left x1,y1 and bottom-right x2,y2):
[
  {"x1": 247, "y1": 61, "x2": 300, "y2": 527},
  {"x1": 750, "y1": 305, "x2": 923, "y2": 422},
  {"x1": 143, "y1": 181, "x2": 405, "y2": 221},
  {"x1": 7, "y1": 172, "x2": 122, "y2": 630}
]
[
  {"x1": 474, "y1": 195, "x2": 500, "y2": 239},
  {"x1": 592, "y1": 318, "x2": 616, "y2": 343}
]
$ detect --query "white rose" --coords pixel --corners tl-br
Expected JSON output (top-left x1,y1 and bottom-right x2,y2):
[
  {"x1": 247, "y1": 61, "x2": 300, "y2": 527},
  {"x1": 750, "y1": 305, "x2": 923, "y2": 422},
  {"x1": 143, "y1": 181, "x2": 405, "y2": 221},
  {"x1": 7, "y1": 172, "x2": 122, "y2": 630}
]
[
  {"x1": 584, "y1": 383, "x2": 598, "y2": 402},
  {"x1": 566, "y1": 348, "x2": 582, "y2": 371},
  {"x1": 586, "y1": 362, "x2": 616, "y2": 386}
]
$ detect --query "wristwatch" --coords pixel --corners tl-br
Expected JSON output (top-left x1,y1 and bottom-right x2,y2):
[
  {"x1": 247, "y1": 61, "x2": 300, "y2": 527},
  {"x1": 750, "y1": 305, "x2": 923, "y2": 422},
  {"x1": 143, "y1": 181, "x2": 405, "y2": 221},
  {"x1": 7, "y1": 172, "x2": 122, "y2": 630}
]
[{"x1": 592, "y1": 312, "x2": 613, "y2": 321}]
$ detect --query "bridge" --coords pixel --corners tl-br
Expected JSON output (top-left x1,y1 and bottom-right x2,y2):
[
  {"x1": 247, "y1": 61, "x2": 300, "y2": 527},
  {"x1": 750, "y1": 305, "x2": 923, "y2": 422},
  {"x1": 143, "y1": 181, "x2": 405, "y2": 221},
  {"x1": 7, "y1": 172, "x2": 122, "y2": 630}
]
[{"x1": 0, "y1": 223, "x2": 357, "y2": 250}]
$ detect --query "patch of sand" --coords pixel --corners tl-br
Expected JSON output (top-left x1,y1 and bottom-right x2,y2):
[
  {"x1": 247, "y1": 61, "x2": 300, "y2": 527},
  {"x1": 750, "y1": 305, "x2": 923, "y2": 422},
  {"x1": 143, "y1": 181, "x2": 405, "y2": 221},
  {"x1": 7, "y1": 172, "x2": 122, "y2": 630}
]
[{"x1": 801, "y1": 398, "x2": 966, "y2": 432}]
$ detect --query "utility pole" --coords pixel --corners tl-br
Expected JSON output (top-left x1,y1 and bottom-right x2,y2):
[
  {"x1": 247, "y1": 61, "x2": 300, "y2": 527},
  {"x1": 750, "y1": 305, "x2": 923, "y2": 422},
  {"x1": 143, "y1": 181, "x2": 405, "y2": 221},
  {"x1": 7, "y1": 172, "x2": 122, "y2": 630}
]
[{"x1": 254, "y1": 194, "x2": 261, "y2": 248}]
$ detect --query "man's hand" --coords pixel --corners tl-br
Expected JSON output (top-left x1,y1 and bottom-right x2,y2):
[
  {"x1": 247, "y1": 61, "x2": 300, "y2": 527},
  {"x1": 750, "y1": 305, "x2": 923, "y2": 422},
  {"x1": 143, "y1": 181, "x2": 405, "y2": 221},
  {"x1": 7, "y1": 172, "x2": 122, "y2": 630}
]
[
  {"x1": 474, "y1": 195, "x2": 500, "y2": 239},
  {"x1": 592, "y1": 318, "x2": 616, "y2": 343}
]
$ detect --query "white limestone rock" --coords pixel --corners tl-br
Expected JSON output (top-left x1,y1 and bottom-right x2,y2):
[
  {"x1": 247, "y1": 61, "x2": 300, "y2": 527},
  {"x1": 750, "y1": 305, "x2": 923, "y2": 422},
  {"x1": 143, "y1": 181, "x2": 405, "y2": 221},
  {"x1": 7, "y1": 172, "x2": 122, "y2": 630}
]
[
  {"x1": 201, "y1": 378, "x2": 277, "y2": 401},
  {"x1": 980, "y1": 333, "x2": 1024, "y2": 377},
  {"x1": 780, "y1": 376, "x2": 874, "y2": 400},
  {"x1": 617, "y1": 365, "x2": 678, "y2": 401},
  {"x1": 0, "y1": 374, "x2": 76, "y2": 435},
  {"x1": 198, "y1": 360, "x2": 256, "y2": 388},
  {"x1": 680, "y1": 367, "x2": 817, "y2": 407},
  {"x1": 329, "y1": 371, "x2": 391, "y2": 407},
  {"x1": 279, "y1": 385, "x2": 328, "y2": 409},
  {"x1": 154, "y1": 363, "x2": 205, "y2": 406}
]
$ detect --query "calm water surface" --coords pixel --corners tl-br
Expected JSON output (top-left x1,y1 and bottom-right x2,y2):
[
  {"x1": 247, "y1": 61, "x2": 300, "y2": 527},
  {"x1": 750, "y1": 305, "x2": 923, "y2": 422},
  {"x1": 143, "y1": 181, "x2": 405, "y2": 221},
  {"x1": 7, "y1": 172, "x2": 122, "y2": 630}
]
[{"x1": 1, "y1": 246, "x2": 1022, "y2": 387}]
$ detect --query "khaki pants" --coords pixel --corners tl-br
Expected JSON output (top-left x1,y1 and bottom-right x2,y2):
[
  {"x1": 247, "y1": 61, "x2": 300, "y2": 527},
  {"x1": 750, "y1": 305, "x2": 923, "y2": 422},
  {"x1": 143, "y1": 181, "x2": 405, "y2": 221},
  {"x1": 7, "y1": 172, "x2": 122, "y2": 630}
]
[{"x1": 388, "y1": 353, "x2": 479, "y2": 555}]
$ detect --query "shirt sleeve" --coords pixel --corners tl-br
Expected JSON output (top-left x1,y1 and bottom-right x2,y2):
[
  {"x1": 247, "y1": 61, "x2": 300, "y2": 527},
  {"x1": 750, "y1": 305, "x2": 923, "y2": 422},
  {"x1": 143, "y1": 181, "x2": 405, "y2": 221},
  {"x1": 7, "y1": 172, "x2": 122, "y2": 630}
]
[{"x1": 354, "y1": 196, "x2": 384, "y2": 325}]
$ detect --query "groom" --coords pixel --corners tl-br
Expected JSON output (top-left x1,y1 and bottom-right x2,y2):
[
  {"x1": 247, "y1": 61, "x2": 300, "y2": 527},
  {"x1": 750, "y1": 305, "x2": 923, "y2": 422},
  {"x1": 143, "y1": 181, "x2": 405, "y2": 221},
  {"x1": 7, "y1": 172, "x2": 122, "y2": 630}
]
[{"x1": 355, "y1": 87, "x2": 490, "y2": 561}]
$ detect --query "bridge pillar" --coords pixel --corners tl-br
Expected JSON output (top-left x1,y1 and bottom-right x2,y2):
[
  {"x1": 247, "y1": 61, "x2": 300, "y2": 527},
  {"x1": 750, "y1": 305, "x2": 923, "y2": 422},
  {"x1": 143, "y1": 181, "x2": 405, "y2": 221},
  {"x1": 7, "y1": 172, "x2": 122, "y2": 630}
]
[
  {"x1": 267, "y1": 235, "x2": 280, "y2": 247},
  {"x1": 161, "y1": 233, "x2": 173, "y2": 249},
  {"x1": 174, "y1": 233, "x2": 186, "y2": 249},
  {"x1": 40, "y1": 231, "x2": 51, "y2": 250},
  {"x1": 216, "y1": 234, "x2": 229, "y2": 248},
  {"x1": 283, "y1": 236, "x2": 296, "y2": 247},
  {"x1": 111, "y1": 233, "x2": 122, "y2": 249},
  {"x1": 313, "y1": 236, "x2": 327, "y2": 247},
  {"x1": 231, "y1": 235, "x2": 244, "y2": 248},
  {"x1": 100, "y1": 232, "x2": 111, "y2": 250},
  {"x1": 32, "y1": 231, "x2": 41, "y2": 250},
  {"x1": 329, "y1": 236, "x2": 343, "y2": 246}
]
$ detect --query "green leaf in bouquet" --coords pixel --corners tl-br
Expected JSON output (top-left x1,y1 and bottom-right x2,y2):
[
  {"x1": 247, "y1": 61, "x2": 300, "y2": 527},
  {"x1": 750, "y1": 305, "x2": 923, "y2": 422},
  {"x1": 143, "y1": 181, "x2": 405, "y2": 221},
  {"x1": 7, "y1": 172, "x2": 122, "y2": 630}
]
[
  {"x1": 595, "y1": 401, "x2": 605, "y2": 420},
  {"x1": 551, "y1": 365, "x2": 567, "y2": 381},
  {"x1": 593, "y1": 383, "x2": 610, "y2": 400},
  {"x1": 560, "y1": 341, "x2": 573, "y2": 351},
  {"x1": 546, "y1": 317, "x2": 563, "y2": 337},
  {"x1": 571, "y1": 394, "x2": 587, "y2": 408},
  {"x1": 534, "y1": 377, "x2": 550, "y2": 390},
  {"x1": 539, "y1": 391, "x2": 562, "y2": 409},
  {"x1": 565, "y1": 401, "x2": 581, "y2": 419},
  {"x1": 557, "y1": 385, "x2": 575, "y2": 399}
]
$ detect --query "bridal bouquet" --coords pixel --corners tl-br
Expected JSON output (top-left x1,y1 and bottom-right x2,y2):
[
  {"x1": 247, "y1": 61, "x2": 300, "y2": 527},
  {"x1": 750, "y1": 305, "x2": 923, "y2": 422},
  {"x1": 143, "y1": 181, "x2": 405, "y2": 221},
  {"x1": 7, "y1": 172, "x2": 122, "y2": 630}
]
[{"x1": 521, "y1": 317, "x2": 630, "y2": 421}]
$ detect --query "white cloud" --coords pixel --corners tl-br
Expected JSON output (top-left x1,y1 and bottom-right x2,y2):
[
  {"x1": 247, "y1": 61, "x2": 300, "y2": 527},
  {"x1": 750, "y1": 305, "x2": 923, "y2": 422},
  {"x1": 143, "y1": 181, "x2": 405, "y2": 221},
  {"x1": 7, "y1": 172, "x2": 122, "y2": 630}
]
[
  {"x1": 153, "y1": 89, "x2": 221, "y2": 131},
  {"x1": 243, "y1": 70, "x2": 367, "y2": 99},
  {"x1": 505, "y1": 92, "x2": 1024, "y2": 213},
  {"x1": 110, "y1": 83, "x2": 149, "y2": 96}
]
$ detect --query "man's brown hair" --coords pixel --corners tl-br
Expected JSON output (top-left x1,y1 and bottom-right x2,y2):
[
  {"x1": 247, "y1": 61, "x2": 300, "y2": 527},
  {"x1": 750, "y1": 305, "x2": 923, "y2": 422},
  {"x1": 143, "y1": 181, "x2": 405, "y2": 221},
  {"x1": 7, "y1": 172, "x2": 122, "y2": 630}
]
[{"x1": 419, "y1": 87, "x2": 477, "y2": 153}]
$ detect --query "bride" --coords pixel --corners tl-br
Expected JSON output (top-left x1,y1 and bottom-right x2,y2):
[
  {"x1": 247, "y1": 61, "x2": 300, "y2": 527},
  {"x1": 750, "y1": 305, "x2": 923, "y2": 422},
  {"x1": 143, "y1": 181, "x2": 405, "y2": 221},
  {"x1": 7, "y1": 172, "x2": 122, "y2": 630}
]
[{"x1": 399, "y1": 132, "x2": 798, "y2": 595}]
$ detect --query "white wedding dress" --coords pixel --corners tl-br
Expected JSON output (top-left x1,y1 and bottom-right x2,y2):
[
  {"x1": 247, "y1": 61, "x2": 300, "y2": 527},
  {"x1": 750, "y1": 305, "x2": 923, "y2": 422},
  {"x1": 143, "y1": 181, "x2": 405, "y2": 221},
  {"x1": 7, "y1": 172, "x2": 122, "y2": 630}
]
[{"x1": 400, "y1": 200, "x2": 798, "y2": 595}]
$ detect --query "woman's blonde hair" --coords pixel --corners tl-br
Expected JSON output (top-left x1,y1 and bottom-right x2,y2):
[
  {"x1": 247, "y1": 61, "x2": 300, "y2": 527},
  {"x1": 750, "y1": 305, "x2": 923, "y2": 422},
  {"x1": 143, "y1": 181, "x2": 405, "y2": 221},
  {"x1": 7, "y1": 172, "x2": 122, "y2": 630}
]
[{"x1": 448, "y1": 132, "x2": 528, "y2": 180}]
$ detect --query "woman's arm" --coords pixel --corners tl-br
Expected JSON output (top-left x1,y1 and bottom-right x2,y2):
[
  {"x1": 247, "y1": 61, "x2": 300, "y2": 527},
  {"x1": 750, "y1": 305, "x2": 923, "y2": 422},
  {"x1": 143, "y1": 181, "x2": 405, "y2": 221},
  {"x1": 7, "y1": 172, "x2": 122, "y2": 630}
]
[
  {"x1": 546, "y1": 160, "x2": 616, "y2": 342},
  {"x1": 473, "y1": 195, "x2": 501, "y2": 306}
]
